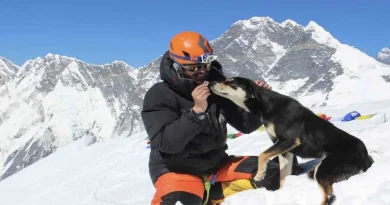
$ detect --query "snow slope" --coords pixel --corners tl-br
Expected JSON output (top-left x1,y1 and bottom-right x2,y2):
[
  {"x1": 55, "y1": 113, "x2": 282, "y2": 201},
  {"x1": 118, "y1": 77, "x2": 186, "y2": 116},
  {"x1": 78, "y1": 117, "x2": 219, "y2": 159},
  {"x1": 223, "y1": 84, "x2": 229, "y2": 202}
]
[
  {"x1": 0, "y1": 99, "x2": 389, "y2": 205},
  {"x1": 301, "y1": 21, "x2": 390, "y2": 107}
]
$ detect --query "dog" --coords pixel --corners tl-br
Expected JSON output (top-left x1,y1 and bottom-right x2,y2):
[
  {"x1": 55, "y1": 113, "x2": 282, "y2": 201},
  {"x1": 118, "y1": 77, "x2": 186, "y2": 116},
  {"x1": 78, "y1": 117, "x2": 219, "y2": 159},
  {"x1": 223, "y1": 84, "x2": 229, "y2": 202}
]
[{"x1": 209, "y1": 77, "x2": 374, "y2": 205}]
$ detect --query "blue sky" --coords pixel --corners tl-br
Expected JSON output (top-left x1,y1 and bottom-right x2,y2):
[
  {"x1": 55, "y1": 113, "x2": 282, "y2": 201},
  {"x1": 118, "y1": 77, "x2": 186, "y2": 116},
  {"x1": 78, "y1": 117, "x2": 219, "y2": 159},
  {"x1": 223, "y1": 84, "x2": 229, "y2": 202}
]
[{"x1": 1, "y1": 0, "x2": 389, "y2": 68}]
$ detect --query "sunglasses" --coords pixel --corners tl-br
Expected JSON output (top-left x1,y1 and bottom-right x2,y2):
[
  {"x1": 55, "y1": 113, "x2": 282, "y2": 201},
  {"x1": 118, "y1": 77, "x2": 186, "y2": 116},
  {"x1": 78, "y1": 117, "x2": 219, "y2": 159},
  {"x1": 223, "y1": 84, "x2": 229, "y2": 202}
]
[{"x1": 181, "y1": 63, "x2": 211, "y2": 72}]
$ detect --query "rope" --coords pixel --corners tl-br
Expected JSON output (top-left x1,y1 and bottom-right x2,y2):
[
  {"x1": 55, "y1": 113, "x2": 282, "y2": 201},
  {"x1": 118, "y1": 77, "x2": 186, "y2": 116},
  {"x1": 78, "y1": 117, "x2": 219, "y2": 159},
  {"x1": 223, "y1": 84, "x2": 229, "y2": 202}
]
[
  {"x1": 202, "y1": 174, "x2": 216, "y2": 205},
  {"x1": 202, "y1": 175, "x2": 211, "y2": 205}
]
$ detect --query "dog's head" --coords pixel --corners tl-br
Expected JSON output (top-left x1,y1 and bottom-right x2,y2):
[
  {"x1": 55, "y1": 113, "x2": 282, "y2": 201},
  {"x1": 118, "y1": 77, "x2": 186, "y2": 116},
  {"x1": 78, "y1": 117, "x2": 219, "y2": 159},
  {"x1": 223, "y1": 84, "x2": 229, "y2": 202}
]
[{"x1": 209, "y1": 77, "x2": 258, "y2": 111}]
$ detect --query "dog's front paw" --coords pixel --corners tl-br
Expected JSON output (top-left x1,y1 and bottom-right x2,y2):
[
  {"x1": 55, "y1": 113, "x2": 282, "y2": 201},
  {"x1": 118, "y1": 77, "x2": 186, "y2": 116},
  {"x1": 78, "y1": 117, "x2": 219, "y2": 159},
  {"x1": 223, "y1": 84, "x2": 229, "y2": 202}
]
[
  {"x1": 254, "y1": 172, "x2": 265, "y2": 182},
  {"x1": 254, "y1": 162, "x2": 268, "y2": 181},
  {"x1": 251, "y1": 171, "x2": 279, "y2": 191}
]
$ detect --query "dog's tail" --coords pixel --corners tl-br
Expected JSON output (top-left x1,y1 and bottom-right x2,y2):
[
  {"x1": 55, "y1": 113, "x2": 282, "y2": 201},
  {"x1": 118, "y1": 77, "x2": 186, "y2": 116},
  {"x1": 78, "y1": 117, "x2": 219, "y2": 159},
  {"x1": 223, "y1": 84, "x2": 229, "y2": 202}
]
[
  {"x1": 357, "y1": 140, "x2": 374, "y2": 172},
  {"x1": 363, "y1": 153, "x2": 374, "y2": 171}
]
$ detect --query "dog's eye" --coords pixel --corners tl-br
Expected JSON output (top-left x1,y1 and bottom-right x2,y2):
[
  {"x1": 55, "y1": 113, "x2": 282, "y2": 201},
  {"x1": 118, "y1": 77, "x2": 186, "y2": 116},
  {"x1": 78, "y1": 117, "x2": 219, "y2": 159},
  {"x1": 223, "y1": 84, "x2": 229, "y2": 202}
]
[{"x1": 230, "y1": 85, "x2": 237, "y2": 90}]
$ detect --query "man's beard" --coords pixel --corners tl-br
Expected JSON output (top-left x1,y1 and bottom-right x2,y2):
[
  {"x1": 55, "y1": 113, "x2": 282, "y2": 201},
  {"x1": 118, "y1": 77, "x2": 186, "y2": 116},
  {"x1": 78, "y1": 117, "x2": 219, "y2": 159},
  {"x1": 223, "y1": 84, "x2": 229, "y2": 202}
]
[{"x1": 183, "y1": 71, "x2": 209, "y2": 83}]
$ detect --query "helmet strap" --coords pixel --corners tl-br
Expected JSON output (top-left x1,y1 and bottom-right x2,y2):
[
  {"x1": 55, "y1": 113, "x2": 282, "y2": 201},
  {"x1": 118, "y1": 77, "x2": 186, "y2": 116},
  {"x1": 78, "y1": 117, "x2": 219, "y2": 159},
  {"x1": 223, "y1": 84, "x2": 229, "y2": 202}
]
[{"x1": 173, "y1": 62, "x2": 184, "y2": 78}]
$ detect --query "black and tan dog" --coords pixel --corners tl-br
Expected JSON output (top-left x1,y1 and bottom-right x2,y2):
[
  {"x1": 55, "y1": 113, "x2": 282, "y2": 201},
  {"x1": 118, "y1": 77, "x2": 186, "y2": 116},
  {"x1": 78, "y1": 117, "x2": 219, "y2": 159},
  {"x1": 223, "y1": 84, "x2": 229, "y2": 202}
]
[{"x1": 209, "y1": 77, "x2": 374, "y2": 205}]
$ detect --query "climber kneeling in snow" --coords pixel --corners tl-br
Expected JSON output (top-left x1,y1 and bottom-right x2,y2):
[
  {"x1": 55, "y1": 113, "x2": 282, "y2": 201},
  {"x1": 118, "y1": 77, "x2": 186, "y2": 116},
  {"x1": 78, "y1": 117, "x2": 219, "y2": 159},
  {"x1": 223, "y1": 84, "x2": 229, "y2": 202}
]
[{"x1": 141, "y1": 31, "x2": 303, "y2": 205}]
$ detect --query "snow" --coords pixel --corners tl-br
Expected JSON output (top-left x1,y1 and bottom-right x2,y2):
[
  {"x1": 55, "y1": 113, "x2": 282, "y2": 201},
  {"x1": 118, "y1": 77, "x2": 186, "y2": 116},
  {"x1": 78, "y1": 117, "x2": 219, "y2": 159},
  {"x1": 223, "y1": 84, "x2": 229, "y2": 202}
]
[
  {"x1": 268, "y1": 77, "x2": 309, "y2": 96},
  {"x1": 0, "y1": 99, "x2": 390, "y2": 205},
  {"x1": 325, "y1": 45, "x2": 390, "y2": 106},
  {"x1": 281, "y1": 19, "x2": 301, "y2": 28},
  {"x1": 304, "y1": 21, "x2": 341, "y2": 48},
  {"x1": 83, "y1": 135, "x2": 97, "y2": 146},
  {"x1": 234, "y1": 34, "x2": 249, "y2": 46},
  {"x1": 64, "y1": 61, "x2": 89, "y2": 86},
  {"x1": 226, "y1": 55, "x2": 238, "y2": 62},
  {"x1": 0, "y1": 72, "x2": 116, "y2": 172},
  {"x1": 302, "y1": 21, "x2": 390, "y2": 107},
  {"x1": 110, "y1": 60, "x2": 139, "y2": 80},
  {"x1": 128, "y1": 68, "x2": 140, "y2": 80},
  {"x1": 251, "y1": 37, "x2": 287, "y2": 72},
  {"x1": 0, "y1": 57, "x2": 19, "y2": 74},
  {"x1": 236, "y1": 16, "x2": 276, "y2": 30},
  {"x1": 42, "y1": 81, "x2": 115, "y2": 143},
  {"x1": 0, "y1": 59, "x2": 13, "y2": 76}
]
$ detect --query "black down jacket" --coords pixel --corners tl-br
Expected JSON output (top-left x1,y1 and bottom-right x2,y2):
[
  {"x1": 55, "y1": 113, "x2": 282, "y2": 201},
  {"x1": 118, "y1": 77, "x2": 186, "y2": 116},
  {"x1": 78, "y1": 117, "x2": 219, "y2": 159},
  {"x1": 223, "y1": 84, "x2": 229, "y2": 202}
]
[{"x1": 141, "y1": 51, "x2": 263, "y2": 184}]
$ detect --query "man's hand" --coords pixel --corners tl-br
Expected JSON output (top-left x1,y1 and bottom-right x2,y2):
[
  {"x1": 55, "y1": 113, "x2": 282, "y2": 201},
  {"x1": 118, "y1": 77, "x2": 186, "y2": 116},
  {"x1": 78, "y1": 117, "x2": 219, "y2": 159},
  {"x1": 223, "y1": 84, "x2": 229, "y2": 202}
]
[
  {"x1": 192, "y1": 83, "x2": 210, "y2": 113},
  {"x1": 255, "y1": 80, "x2": 272, "y2": 90}
]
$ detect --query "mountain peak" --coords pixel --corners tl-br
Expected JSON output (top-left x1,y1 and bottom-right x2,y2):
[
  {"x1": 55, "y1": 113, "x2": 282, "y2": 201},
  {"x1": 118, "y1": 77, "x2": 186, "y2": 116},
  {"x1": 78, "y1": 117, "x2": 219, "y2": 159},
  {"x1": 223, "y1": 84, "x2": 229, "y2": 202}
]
[
  {"x1": 43, "y1": 53, "x2": 77, "y2": 62},
  {"x1": 304, "y1": 21, "x2": 340, "y2": 48},
  {"x1": 109, "y1": 60, "x2": 135, "y2": 69},
  {"x1": 45, "y1": 52, "x2": 56, "y2": 58},
  {"x1": 233, "y1": 16, "x2": 277, "y2": 30},
  {"x1": 381, "y1": 47, "x2": 390, "y2": 52},
  {"x1": 0, "y1": 56, "x2": 19, "y2": 82},
  {"x1": 249, "y1": 16, "x2": 274, "y2": 22},
  {"x1": 0, "y1": 56, "x2": 19, "y2": 70},
  {"x1": 377, "y1": 47, "x2": 390, "y2": 65},
  {"x1": 281, "y1": 19, "x2": 301, "y2": 27}
]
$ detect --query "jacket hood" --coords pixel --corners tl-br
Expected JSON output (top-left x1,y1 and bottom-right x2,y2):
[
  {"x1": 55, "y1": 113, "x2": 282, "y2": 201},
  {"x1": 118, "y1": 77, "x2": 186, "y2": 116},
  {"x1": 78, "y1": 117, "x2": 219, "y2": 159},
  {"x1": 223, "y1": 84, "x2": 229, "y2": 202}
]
[{"x1": 159, "y1": 51, "x2": 227, "y2": 100}]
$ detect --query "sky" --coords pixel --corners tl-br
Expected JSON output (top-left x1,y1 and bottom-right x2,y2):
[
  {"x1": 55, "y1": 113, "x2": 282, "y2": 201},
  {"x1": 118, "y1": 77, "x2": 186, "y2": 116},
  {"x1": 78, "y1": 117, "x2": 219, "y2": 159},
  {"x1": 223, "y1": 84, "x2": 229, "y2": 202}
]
[{"x1": 0, "y1": 0, "x2": 389, "y2": 68}]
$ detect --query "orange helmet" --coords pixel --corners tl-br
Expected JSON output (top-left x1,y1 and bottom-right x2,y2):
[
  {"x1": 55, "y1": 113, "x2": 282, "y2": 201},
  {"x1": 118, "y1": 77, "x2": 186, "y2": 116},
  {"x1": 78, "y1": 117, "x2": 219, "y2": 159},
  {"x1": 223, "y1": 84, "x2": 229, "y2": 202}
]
[{"x1": 169, "y1": 31, "x2": 215, "y2": 65}]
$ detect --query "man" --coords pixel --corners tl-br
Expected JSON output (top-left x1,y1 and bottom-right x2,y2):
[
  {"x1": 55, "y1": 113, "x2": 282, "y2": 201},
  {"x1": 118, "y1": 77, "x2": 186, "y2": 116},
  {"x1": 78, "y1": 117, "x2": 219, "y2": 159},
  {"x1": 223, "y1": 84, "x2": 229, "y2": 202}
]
[{"x1": 141, "y1": 31, "x2": 302, "y2": 205}]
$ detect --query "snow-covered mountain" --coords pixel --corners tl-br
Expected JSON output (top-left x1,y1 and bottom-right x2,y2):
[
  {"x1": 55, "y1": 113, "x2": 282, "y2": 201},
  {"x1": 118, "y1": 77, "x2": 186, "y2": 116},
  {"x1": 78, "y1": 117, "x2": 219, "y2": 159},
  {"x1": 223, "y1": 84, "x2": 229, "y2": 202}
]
[
  {"x1": 0, "y1": 54, "x2": 143, "y2": 181},
  {"x1": 376, "y1": 47, "x2": 390, "y2": 65},
  {"x1": 141, "y1": 17, "x2": 390, "y2": 107},
  {"x1": 1, "y1": 16, "x2": 390, "y2": 181}
]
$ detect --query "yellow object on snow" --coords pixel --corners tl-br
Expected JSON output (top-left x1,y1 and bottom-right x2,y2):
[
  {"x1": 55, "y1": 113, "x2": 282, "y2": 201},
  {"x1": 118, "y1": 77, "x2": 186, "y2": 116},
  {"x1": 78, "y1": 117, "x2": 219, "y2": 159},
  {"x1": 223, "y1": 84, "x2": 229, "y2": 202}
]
[{"x1": 356, "y1": 114, "x2": 376, "y2": 120}]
